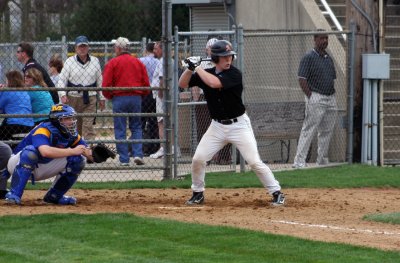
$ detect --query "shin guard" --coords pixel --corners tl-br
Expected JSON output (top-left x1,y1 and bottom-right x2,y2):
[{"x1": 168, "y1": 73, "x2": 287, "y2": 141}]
[
  {"x1": 8, "y1": 146, "x2": 39, "y2": 199},
  {"x1": 43, "y1": 155, "x2": 84, "y2": 205}
]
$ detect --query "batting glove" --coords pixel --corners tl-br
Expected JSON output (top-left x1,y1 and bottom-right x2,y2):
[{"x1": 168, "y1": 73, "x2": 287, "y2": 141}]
[{"x1": 183, "y1": 56, "x2": 201, "y2": 71}]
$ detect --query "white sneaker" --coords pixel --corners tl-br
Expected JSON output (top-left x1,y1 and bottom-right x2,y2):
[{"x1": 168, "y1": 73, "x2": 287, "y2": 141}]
[
  {"x1": 133, "y1": 157, "x2": 145, "y2": 165},
  {"x1": 292, "y1": 163, "x2": 306, "y2": 169},
  {"x1": 120, "y1": 162, "x2": 130, "y2": 167},
  {"x1": 150, "y1": 147, "x2": 164, "y2": 159}
]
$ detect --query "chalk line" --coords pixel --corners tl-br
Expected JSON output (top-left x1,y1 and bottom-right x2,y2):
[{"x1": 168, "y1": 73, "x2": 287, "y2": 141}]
[{"x1": 269, "y1": 220, "x2": 400, "y2": 236}]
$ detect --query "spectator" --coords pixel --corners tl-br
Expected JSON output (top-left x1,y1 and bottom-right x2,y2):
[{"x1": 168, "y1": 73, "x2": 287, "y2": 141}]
[
  {"x1": 140, "y1": 42, "x2": 160, "y2": 156},
  {"x1": 102, "y1": 37, "x2": 150, "y2": 166},
  {"x1": 292, "y1": 31, "x2": 337, "y2": 168},
  {"x1": 149, "y1": 41, "x2": 180, "y2": 159},
  {"x1": 24, "y1": 68, "x2": 54, "y2": 125},
  {"x1": 16, "y1": 42, "x2": 59, "y2": 104},
  {"x1": 0, "y1": 70, "x2": 34, "y2": 141},
  {"x1": 4, "y1": 104, "x2": 94, "y2": 205},
  {"x1": 0, "y1": 141, "x2": 12, "y2": 199},
  {"x1": 57, "y1": 35, "x2": 105, "y2": 140},
  {"x1": 48, "y1": 54, "x2": 63, "y2": 86}
]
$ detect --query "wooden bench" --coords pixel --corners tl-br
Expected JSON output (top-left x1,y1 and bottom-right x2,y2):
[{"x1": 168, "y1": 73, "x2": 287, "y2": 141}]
[{"x1": 246, "y1": 101, "x2": 305, "y2": 163}]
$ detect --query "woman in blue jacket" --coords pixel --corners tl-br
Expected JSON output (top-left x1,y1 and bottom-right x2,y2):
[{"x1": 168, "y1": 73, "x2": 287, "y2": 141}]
[
  {"x1": 24, "y1": 68, "x2": 54, "y2": 125},
  {"x1": 0, "y1": 70, "x2": 34, "y2": 141}
]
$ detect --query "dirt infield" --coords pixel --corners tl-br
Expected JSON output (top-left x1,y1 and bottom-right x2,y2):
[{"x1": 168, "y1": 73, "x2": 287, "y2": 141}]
[{"x1": 1, "y1": 188, "x2": 399, "y2": 251}]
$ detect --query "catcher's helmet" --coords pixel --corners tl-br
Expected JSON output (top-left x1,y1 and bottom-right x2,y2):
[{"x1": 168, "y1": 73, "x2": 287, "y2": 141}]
[
  {"x1": 49, "y1": 104, "x2": 78, "y2": 137},
  {"x1": 210, "y1": 40, "x2": 236, "y2": 63}
]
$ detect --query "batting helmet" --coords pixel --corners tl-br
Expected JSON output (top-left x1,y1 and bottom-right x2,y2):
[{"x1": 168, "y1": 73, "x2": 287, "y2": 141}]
[
  {"x1": 210, "y1": 40, "x2": 236, "y2": 63},
  {"x1": 49, "y1": 104, "x2": 78, "y2": 137}
]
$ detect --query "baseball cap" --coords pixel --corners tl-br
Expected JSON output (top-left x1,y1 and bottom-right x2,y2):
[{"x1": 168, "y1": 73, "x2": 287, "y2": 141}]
[
  {"x1": 75, "y1": 35, "x2": 89, "y2": 46},
  {"x1": 111, "y1": 37, "x2": 130, "y2": 49}
]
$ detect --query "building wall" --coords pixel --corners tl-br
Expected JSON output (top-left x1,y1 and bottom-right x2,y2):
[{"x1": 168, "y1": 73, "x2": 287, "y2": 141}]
[{"x1": 235, "y1": 0, "x2": 317, "y2": 30}]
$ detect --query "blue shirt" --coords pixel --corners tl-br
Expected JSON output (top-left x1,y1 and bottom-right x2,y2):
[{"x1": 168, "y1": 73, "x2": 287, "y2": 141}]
[
  {"x1": 13, "y1": 121, "x2": 87, "y2": 163},
  {"x1": 28, "y1": 85, "x2": 54, "y2": 122},
  {"x1": 0, "y1": 91, "x2": 34, "y2": 126}
]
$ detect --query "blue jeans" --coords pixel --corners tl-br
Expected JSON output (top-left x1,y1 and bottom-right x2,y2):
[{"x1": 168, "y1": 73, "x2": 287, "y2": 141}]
[{"x1": 112, "y1": 96, "x2": 143, "y2": 163}]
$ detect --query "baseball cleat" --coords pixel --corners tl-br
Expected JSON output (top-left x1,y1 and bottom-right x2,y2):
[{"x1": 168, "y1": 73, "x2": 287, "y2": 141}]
[
  {"x1": 44, "y1": 195, "x2": 77, "y2": 205},
  {"x1": 5, "y1": 192, "x2": 21, "y2": 205},
  {"x1": 186, "y1": 191, "x2": 204, "y2": 205},
  {"x1": 271, "y1": 191, "x2": 285, "y2": 206}
]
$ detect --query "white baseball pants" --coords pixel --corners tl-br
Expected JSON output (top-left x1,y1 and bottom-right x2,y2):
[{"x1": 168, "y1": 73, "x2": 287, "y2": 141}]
[{"x1": 191, "y1": 113, "x2": 281, "y2": 195}]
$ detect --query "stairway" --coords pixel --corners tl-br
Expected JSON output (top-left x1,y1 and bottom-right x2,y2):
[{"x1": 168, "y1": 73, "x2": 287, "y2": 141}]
[
  {"x1": 316, "y1": 0, "x2": 346, "y2": 30},
  {"x1": 383, "y1": 1, "x2": 400, "y2": 164}
]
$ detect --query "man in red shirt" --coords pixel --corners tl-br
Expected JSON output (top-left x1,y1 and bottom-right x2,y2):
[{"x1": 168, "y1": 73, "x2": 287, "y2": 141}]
[{"x1": 102, "y1": 37, "x2": 150, "y2": 166}]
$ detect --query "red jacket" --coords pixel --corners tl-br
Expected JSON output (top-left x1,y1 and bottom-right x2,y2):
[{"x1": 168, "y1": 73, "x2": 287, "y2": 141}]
[{"x1": 102, "y1": 53, "x2": 150, "y2": 99}]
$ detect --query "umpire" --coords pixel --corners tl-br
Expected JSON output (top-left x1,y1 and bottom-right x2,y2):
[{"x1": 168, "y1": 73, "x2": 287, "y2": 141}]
[{"x1": 179, "y1": 40, "x2": 285, "y2": 206}]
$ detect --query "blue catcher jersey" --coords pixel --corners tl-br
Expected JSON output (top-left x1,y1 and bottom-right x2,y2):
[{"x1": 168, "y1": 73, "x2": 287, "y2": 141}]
[{"x1": 13, "y1": 122, "x2": 86, "y2": 163}]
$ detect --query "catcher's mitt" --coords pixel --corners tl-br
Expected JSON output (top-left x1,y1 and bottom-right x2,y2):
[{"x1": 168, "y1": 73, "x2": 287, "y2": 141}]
[{"x1": 91, "y1": 143, "x2": 116, "y2": 163}]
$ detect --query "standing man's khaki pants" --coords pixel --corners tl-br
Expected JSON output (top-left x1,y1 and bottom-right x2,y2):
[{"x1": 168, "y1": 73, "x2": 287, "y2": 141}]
[{"x1": 67, "y1": 95, "x2": 97, "y2": 140}]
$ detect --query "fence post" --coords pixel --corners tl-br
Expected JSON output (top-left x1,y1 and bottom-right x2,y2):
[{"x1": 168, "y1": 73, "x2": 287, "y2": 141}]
[
  {"x1": 162, "y1": 0, "x2": 173, "y2": 179},
  {"x1": 173, "y1": 25, "x2": 180, "y2": 179},
  {"x1": 347, "y1": 21, "x2": 356, "y2": 164},
  {"x1": 237, "y1": 24, "x2": 246, "y2": 173}
]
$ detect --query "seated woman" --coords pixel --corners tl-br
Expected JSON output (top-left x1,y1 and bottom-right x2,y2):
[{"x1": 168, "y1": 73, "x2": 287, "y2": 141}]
[
  {"x1": 24, "y1": 68, "x2": 54, "y2": 125},
  {"x1": 0, "y1": 70, "x2": 34, "y2": 142}
]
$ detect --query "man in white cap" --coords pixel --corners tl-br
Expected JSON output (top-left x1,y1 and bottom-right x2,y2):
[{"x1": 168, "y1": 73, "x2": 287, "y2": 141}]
[
  {"x1": 57, "y1": 35, "x2": 105, "y2": 140},
  {"x1": 102, "y1": 37, "x2": 150, "y2": 166}
]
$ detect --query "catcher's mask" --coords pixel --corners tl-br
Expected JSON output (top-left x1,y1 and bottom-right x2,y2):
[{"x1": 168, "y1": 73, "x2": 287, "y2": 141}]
[
  {"x1": 211, "y1": 40, "x2": 236, "y2": 63},
  {"x1": 49, "y1": 104, "x2": 78, "y2": 137}
]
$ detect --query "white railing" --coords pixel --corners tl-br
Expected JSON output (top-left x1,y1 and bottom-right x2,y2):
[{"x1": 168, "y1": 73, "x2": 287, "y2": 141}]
[{"x1": 319, "y1": 0, "x2": 347, "y2": 40}]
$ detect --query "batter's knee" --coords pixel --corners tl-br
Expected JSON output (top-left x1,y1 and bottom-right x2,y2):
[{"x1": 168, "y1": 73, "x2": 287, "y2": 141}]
[{"x1": 249, "y1": 161, "x2": 267, "y2": 172}]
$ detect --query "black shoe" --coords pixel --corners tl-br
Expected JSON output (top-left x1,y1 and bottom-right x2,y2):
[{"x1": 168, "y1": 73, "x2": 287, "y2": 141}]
[
  {"x1": 0, "y1": 189, "x2": 8, "y2": 199},
  {"x1": 186, "y1": 191, "x2": 204, "y2": 205},
  {"x1": 272, "y1": 191, "x2": 285, "y2": 206}
]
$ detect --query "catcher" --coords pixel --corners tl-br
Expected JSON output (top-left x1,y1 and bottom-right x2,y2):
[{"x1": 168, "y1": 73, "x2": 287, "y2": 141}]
[{"x1": 3, "y1": 104, "x2": 115, "y2": 205}]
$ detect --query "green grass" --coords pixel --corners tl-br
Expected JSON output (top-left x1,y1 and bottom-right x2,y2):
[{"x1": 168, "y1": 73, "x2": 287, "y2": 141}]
[
  {"x1": 363, "y1": 212, "x2": 400, "y2": 225},
  {"x1": 6, "y1": 164, "x2": 400, "y2": 261},
  {"x1": 0, "y1": 213, "x2": 399, "y2": 263},
  {"x1": 26, "y1": 164, "x2": 400, "y2": 190}
]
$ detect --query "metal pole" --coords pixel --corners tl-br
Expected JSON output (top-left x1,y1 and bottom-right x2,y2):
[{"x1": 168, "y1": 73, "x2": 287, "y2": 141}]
[
  {"x1": 361, "y1": 79, "x2": 370, "y2": 163},
  {"x1": 162, "y1": 0, "x2": 173, "y2": 179},
  {"x1": 347, "y1": 21, "x2": 356, "y2": 164},
  {"x1": 371, "y1": 79, "x2": 378, "y2": 165},
  {"x1": 237, "y1": 24, "x2": 245, "y2": 173},
  {"x1": 173, "y1": 25, "x2": 180, "y2": 179}
]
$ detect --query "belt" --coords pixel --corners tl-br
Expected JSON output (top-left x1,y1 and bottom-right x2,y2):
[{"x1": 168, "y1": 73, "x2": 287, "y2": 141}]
[{"x1": 214, "y1": 118, "x2": 238, "y2": 125}]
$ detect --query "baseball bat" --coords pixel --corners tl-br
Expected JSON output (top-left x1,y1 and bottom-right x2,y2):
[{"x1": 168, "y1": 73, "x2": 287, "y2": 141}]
[{"x1": 183, "y1": 57, "x2": 212, "y2": 64}]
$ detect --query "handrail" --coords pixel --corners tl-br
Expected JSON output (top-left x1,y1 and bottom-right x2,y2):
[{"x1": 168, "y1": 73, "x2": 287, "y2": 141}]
[{"x1": 319, "y1": 0, "x2": 347, "y2": 40}]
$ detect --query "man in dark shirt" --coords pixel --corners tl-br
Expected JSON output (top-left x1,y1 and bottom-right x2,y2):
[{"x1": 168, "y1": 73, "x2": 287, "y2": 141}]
[
  {"x1": 179, "y1": 40, "x2": 285, "y2": 206},
  {"x1": 292, "y1": 32, "x2": 337, "y2": 168},
  {"x1": 17, "y1": 42, "x2": 59, "y2": 104}
]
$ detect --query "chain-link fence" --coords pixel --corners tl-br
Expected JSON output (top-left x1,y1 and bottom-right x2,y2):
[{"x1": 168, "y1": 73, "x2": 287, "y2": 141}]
[
  {"x1": 0, "y1": 1, "x2": 355, "y2": 183},
  {"x1": 173, "y1": 28, "x2": 353, "y2": 175},
  {"x1": 0, "y1": 0, "x2": 169, "y2": 183},
  {"x1": 242, "y1": 30, "x2": 351, "y2": 169}
]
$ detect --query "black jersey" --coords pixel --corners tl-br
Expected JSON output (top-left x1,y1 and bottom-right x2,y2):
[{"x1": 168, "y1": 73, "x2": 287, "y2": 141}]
[{"x1": 188, "y1": 65, "x2": 245, "y2": 120}]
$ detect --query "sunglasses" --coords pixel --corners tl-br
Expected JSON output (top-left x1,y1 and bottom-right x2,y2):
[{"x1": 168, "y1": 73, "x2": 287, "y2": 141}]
[
  {"x1": 24, "y1": 75, "x2": 33, "y2": 79},
  {"x1": 16, "y1": 50, "x2": 23, "y2": 53}
]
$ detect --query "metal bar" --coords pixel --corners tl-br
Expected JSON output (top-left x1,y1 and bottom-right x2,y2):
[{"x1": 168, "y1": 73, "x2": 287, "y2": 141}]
[
  {"x1": 320, "y1": 0, "x2": 347, "y2": 40},
  {"x1": 244, "y1": 30, "x2": 350, "y2": 37}
]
